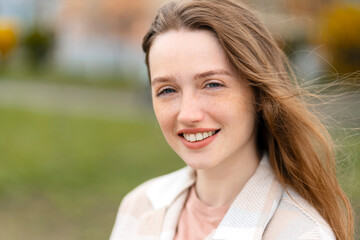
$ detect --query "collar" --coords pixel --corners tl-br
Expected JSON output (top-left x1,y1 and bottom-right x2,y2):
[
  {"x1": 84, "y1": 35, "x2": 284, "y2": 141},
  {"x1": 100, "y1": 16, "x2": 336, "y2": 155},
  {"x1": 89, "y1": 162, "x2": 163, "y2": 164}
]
[
  {"x1": 212, "y1": 154, "x2": 284, "y2": 239},
  {"x1": 146, "y1": 166, "x2": 196, "y2": 210},
  {"x1": 146, "y1": 154, "x2": 284, "y2": 240}
]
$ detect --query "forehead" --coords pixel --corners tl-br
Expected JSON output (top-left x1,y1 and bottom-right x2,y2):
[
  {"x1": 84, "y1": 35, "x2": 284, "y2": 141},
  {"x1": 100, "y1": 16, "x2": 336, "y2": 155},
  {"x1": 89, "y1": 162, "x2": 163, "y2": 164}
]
[{"x1": 148, "y1": 29, "x2": 231, "y2": 81}]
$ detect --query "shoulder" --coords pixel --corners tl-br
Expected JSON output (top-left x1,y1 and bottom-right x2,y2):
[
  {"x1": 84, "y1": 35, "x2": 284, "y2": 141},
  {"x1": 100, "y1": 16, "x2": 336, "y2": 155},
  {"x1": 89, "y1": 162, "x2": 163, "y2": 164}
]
[
  {"x1": 109, "y1": 177, "x2": 158, "y2": 240},
  {"x1": 117, "y1": 177, "x2": 157, "y2": 216},
  {"x1": 110, "y1": 167, "x2": 195, "y2": 239},
  {"x1": 121, "y1": 166, "x2": 195, "y2": 211},
  {"x1": 263, "y1": 187, "x2": 335, "y2": 240}
]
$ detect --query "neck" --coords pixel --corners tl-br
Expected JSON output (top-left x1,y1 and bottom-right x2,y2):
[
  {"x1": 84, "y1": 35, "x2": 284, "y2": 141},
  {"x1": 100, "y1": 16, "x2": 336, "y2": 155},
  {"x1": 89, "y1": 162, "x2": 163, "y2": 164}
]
[{"x1": 195, "y1": 149, "x2": 261, "y2": 207}]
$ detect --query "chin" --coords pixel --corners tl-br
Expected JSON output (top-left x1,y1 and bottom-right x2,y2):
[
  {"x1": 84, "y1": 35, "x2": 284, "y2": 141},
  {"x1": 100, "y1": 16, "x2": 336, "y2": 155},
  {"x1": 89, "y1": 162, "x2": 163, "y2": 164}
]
[
  {"x1": 182, "y1": 156, "x2": 217, "y2": 170},
  {"x1": 173, "y1": 145, "x2": 220, "y2": 170}
]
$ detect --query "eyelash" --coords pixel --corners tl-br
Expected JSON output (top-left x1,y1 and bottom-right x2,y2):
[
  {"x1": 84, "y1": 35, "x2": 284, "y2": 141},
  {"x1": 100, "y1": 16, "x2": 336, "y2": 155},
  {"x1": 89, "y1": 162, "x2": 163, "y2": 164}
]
[
  {"x1": 156, "y1": 81, "x2": 224, "y2": 97},
  {"x1": 157, "y1": 88, "x2": 176, "y2": 97},
  {"x1": 205, "y1": 82, "x2": 223, "y2": 88}
]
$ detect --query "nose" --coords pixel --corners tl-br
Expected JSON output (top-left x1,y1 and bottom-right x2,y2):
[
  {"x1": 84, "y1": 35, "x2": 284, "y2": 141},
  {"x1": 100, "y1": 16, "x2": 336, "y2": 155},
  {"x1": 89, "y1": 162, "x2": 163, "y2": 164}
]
[{"x1": 177, "y1": 92, "x2": 205, "y2": 125}]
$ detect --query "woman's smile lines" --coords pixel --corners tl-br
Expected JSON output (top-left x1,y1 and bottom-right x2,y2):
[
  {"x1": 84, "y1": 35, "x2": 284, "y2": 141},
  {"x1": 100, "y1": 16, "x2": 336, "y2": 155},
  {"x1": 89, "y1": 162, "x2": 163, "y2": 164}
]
[{"x1": 183, "y1": 131, "x2": 216, "y2": 142}]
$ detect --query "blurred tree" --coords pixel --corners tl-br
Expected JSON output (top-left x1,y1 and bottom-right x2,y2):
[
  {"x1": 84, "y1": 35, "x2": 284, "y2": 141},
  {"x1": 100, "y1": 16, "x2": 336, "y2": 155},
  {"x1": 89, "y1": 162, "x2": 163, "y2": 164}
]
[
  {"x1": 0, "y1": 20, "x2": 17, "y2": 66},
  {"x1": 22, "y1": 26, "x2": 54, "y2": 70},
  {"x1": 318, "y1": 4, "x2": 360, "y2": 74}
]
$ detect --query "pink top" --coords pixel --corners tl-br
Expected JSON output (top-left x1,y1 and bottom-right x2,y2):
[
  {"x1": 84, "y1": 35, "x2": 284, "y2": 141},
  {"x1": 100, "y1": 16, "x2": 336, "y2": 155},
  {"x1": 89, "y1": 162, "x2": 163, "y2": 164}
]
[{"x1": 174, "y1": 185, "x2": 230, "y2": 240}]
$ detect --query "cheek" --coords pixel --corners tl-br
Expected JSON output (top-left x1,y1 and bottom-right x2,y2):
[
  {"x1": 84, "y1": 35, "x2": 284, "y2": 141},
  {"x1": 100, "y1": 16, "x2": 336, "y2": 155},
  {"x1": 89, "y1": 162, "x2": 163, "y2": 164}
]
[
  {"x1": 212, "y1": 90, "x2": 256, "y2": 130},
  {"x1": 153, "y1": 100, "x2": 176, "y2": 134},
  {"x1": 211, "y1": 92, "x2": 254, "y2": 114}
]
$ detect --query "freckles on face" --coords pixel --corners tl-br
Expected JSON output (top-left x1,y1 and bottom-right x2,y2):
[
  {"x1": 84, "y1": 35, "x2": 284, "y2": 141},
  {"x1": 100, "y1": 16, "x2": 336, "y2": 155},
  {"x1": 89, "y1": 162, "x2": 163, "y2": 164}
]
[
  {"x1": 152, "y1": 98, "x2": 178, "y2": 135},
  {"x1": 148, "y1": 29, "x2": 258, "y2": 170}
]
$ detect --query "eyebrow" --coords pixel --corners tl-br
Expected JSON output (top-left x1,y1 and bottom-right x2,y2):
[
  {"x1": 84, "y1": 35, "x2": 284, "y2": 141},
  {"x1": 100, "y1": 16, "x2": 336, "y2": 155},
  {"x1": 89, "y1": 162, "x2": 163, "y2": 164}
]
[
  {"x1": 151, "y1": 75, "x2": 175, "y2": 86},
  {"x1": 194, "y1": 69, "x2": 232, "y2": 80},
  {"x1": 151, "y1": 69, "x2": 231, "y2": 86}
]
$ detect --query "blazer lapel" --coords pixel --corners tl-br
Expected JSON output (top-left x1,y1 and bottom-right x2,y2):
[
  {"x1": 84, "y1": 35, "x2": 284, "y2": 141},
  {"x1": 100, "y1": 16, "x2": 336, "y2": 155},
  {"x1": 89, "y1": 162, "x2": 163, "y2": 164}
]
[
  {"x1": 141, "y1": 166, "x2": 195, "y2": 240},
  {"x1": 211, "y1": 155, "x2": 284, "y2": 240},
  {"x1": 138, "y1": 184, "x2": 191, "y2": 240}
]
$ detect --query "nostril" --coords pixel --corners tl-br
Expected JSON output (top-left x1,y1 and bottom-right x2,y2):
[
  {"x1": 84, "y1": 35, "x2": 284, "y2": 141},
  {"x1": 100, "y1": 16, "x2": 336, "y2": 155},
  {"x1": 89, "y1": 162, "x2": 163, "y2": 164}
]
[{"x1": 178, "y1": 108, "x2": 205, "y2": 124}]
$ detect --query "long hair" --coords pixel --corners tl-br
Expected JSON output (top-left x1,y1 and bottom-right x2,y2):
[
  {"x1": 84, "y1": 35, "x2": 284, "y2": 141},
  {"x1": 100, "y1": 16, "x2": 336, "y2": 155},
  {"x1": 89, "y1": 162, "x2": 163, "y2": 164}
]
[{"x1": 142, "y1": 0, "x2": 354, "y2": 239}]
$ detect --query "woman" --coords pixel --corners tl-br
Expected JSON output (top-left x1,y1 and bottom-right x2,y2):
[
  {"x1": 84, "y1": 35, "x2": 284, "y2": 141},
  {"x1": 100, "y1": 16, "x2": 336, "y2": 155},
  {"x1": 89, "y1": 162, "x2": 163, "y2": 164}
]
[{"x1": 110, "y1": 0, "x2": 354, "y2": 239}]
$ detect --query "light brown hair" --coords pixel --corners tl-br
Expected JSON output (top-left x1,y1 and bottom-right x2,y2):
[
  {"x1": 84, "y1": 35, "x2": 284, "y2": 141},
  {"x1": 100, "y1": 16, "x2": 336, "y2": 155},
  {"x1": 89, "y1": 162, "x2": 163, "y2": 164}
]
[{"x1": 142, "y1": 0, "x2": 354, "y2": 239}]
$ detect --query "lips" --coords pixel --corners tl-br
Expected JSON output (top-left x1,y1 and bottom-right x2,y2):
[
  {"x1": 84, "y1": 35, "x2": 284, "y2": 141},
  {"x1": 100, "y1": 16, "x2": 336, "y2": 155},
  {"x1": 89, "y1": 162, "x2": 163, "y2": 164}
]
[{"x1": 177, "y1": 128, "x2": 220, "y2": 149}]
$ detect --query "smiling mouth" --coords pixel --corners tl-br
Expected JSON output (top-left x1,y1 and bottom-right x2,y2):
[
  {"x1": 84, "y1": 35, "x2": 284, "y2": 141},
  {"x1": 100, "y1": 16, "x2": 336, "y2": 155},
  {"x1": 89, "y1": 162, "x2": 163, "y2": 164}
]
[{"x1": 180, "y1": 130, "x2": 220, "y2": 142}]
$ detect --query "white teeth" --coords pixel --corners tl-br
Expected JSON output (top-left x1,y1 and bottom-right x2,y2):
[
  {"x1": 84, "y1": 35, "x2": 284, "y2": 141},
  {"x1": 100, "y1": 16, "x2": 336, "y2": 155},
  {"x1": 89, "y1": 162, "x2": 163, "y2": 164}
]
[
  {"x1": 195, "y1": 133, "x2": 203, "y2": 141},
  {"x1": 202, "y1": 132, "x2": 208, "y2": 138},
  {"x1": 184, "y1": 134, "x2": 190, "y2": 141},
  {"x1": 183, "y1": 130, "x2": 218, "y2": 143}
]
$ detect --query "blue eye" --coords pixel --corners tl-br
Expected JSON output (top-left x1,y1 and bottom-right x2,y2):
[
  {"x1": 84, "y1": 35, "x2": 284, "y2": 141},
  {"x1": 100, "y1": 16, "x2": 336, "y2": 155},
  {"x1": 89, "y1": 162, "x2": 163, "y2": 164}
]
[
  {"x1": 157, "y1": 88, "x2": 176, "y2": 96},
  {"x1": 205, "y1": 82, "x2": 223, "y2": 88}
]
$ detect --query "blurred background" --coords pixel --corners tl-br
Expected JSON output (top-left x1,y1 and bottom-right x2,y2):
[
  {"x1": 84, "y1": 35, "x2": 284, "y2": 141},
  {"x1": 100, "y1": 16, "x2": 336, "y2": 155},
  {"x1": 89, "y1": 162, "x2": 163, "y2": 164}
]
[{"x1": 0, "y1": 0, "x2": 359, "y2": 239}]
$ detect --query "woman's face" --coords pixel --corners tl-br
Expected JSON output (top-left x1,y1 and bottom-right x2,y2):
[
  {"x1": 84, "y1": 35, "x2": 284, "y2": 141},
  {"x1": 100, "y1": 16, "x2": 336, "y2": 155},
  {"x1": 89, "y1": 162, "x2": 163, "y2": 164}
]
[{"x1": 149, "y1": 29, "x2": 258, "y2": 170}]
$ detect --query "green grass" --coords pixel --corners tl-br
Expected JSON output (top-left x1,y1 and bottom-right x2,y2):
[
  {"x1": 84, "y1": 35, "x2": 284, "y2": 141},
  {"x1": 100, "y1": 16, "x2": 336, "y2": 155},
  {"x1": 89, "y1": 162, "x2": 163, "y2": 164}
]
[
  {"x1": 0, "y1": 106, "x2": 358, "y2": 239},
  {"x1": 0, "y1": 107, "x2": 184, "y2": 239},
  {"x1": 334, "y1": 129, "x2": 360, "y2": 238}
]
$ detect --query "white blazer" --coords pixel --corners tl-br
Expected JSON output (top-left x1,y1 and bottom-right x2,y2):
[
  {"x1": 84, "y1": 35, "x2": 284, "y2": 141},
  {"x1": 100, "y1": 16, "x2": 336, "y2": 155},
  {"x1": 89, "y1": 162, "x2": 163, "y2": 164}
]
[{"x1": 110, "y1": 155, "x2": 335, "y2": 240}]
